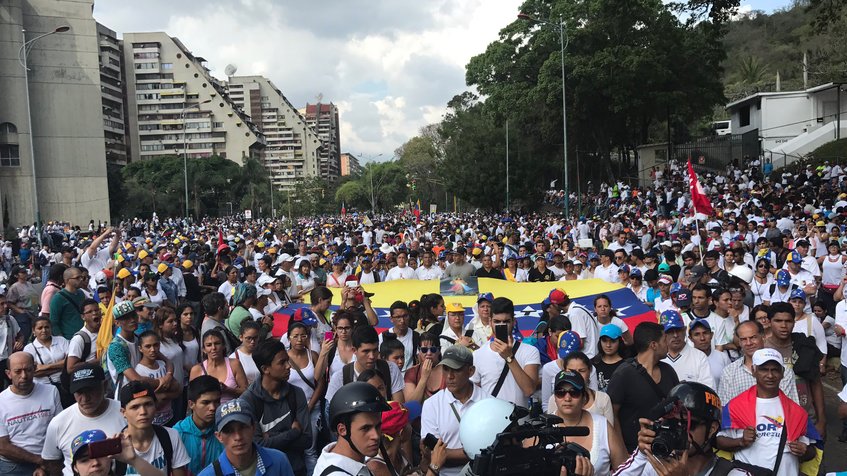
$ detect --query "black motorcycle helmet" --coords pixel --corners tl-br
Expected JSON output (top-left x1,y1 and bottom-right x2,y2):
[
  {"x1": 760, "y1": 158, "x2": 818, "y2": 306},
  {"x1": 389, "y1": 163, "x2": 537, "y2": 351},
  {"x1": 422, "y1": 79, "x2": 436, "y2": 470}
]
[
  {"x1": 329, "y1": 381, "x2": 391, "y2": 427},
  {"x1": 668, "y1": 381, "x2": 722, "y2": 424},
  {"x1": 329, "y1": 382, "x2": 392, "y2": 458}
]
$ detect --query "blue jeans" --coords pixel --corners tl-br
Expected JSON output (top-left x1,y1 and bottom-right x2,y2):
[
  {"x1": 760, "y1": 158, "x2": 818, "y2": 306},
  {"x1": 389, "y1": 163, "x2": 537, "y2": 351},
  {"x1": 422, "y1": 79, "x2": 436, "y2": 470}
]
[
  {"x1": 304, "y1": 406, "x2": 321, "y2": 476},
  {"x1": 0, "y1": 458, "x2": 38, "y2": 476}
]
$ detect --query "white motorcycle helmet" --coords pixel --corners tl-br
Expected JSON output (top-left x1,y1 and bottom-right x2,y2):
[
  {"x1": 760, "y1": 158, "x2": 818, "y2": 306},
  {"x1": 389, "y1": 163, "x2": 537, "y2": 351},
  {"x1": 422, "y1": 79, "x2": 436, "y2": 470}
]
[
  {"x1": 459, "y1": 398, "x2": 515, "y2": 459},
  {"x1": 727, "y1": 264, "x2": 753, "y2": 284}
]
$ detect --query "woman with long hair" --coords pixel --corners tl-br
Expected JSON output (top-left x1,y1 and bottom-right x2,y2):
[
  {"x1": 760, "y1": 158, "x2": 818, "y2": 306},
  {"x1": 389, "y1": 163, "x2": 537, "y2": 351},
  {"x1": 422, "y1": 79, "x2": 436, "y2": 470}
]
[
  {"x1": 176, "y1": 303, "x2": 201, "y2": 370},
  {"x1": 6, "y1": 266, "x2": 37, "y2": 340},
  {"x1": 591, "y1": 325, "x2": 626, "y2": 393},
  {"x1": 417, "y1": 293, "x2": 445, "y2": 334},
  {"x1": 751, "y1": 304, "x2": 771, "y2": 339},
  {"x1": 286, "y1": 321, "x2": 328, "y2": 476},
  {"x1": 189, "y1": 329, "x2": 248, "y2": 403},
  {"x1": 325, "y1": 311, "x2": 356, "y2": 377},
  {"x1": 403, "y1": 332, "x2": 445, "y2": 404},
  {"x1": 593, "y1": 294, "x2": 632, "y2": 346},
  {"x1": 548, "y1": 352, "x2": 615, "y2": 425},
  {"x1": 547, "y1": 370, "x2": 627, "y2": 476},
  {"x1": 156, "y1": 305, "x2": 189, "y2": 421},
  {"x1": 231, "y1": 320, "x2": 261, "y2": 385},
  {"x1": 294, "y1": 260, "x2": 317, "y2": 300}
]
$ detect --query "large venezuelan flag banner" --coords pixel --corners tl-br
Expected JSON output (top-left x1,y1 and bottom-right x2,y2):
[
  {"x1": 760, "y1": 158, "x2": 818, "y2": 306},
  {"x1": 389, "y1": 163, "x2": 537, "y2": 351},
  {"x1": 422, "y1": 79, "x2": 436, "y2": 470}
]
[{"x1": 272, "y1": 278, "x2": 657, "y2": 338}]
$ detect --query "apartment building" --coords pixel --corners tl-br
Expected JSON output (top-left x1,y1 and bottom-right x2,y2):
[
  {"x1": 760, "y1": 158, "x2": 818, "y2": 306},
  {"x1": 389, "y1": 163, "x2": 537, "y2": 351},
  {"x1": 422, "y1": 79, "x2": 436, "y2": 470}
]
[
  {"x1": 97, "y1": 23, "x2": 128, "y2": 165},
  {"x1": 122, "y1": 32, "x2": 264, "y2": 165},
  {"x1": 0, "y1": 0, "x2": 110, "y2": 227},
  {"x1": 302, "y1": 102, "x2": 341, "y2": 181},
  {"x1": 340, "y1": 152, "x2": 361, "y2": 176},
  {"x1": 227, "y1": 76, "x2": 323, "y2": 190}
]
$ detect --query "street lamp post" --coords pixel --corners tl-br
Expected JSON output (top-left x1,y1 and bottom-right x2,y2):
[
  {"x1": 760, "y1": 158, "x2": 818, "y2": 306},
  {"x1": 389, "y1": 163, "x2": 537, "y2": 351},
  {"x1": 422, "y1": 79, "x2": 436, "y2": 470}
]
[
  {"x1": 181, "y1": 99, "x2": 212, "y2": 217},
  {"x1": 518, "y1": 12, "x2": 570, "y2": 218},
  {"x1": 18, "y1": 25, "x2": 70, "y2": 246}
]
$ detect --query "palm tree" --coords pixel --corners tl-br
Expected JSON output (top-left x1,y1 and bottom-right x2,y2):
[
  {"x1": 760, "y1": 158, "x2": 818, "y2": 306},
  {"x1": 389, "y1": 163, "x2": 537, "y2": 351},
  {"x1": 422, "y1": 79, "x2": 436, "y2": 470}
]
[{"x1": 736, "y1": 56, "x2": 769, "y2": 85}]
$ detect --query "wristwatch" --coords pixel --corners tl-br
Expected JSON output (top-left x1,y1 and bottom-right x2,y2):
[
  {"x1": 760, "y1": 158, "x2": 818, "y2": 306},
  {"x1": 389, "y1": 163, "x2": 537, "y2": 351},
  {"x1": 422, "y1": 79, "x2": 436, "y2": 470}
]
[
  {"x1": 429, "y1": 464, "x2": 440, "y2": 474},
  {"x1": 505, "y1": 356, "x2": 513, "y2": 364}
]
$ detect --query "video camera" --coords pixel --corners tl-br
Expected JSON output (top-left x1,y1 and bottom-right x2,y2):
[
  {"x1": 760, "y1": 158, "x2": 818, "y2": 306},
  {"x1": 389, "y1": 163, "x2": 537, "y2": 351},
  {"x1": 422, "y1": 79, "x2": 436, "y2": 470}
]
[
  {"x1": 468, "y1": 400, "x2": 590, "y2": 476},
  {"x1": 647, "y1": 397, "x2": 689, "y2": 459}
]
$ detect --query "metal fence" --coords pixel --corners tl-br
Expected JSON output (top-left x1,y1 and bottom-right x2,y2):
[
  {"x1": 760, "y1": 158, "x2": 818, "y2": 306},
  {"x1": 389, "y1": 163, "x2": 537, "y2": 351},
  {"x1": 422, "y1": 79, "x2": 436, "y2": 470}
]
[{"x1": 672, "y1": 130, "x2": 760, "y2": 171}]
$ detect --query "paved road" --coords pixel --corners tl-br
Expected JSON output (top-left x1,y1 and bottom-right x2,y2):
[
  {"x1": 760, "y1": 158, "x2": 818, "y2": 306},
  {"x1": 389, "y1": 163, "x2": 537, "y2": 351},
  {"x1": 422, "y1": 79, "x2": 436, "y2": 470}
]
[{"x1": 820, "y1": 372, "x2": 846, "y2": 474}]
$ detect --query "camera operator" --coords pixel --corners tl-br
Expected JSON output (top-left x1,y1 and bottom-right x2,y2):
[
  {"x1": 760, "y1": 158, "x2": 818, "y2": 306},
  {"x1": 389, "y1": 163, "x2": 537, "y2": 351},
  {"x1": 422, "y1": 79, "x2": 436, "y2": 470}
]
[
  {"x1": 459, "y1": 397, "x2": 595, "y2": 476},
  {"x1": 612, "y1": 383, "x2": 726, "y2": 476}
]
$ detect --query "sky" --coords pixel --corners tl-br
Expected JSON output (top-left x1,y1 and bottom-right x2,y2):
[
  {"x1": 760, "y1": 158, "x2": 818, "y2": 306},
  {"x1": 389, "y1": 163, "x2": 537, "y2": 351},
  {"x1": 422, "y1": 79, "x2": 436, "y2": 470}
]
[{"x1": 93, "y1": 0, "x2": 791, "y2": 163}]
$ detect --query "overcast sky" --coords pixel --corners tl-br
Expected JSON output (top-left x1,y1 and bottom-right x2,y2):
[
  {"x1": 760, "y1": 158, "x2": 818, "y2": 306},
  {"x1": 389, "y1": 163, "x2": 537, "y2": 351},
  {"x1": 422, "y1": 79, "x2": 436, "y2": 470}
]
[{"x1": 93, "y1": 0, "x2": 789, "y2": 163}]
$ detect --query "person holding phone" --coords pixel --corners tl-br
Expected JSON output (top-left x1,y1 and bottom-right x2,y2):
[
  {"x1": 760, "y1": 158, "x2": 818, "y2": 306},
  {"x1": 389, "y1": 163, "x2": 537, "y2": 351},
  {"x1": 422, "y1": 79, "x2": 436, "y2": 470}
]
[
  {"x1": 65, "y1": 430, "x2": 163, "y2": 476},
  {"x1": 439, "y1": 303, "x2": 474, "y2": 350},
  {"x1": 470, "y1": 297, "x2": 540, "y2": 407}
]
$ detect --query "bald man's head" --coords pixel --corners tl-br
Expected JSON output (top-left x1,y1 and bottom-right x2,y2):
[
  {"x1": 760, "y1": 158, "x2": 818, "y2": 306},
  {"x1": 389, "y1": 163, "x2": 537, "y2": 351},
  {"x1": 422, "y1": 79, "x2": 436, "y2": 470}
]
[
  {"x1": 8, "y1": 351, "x2": 34, "y2": 368},
  {"x1": 6, "y1": 351, "x2": 35, "y2": 394}
]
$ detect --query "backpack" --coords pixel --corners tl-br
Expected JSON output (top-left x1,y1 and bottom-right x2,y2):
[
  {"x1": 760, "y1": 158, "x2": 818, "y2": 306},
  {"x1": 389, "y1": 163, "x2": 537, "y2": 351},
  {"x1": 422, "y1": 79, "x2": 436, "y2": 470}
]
[
  {"x1": 342, "y1": 359, "x2": 392, "y2": 387},
  {"x1": 59, "y1": 330, "x2": 93, "y2": 405},
  {"x1": 114, "y1": 425, "x2": 174, "y2": 476},
  {"x1": 381, "y1": 330, "x2": 421, "y2": 356}
]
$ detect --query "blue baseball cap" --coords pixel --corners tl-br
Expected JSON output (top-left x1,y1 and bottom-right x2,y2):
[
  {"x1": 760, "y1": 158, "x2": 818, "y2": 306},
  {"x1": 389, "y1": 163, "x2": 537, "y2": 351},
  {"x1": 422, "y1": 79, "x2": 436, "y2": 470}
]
[
  {"x1": 618, "y1": 264, "x2": 630, "y2": 275},
  {"x1": 600, "y1": 324, "x2": 622, "y2": 340},
  {"x1": 477, "y1": 292, "x2": 493, "y2": 303},
  {"x1": 776, "y1": 269, "x2": 791, "y2": 287},
  {"x1": 789, "y1": 288, "x2": 807, "y2": 301},
  {"x1": 557, "y1": 330, "x2": 582, "y2": 359},
  {"x1": 629, "y1": 268, "x2": 643, "y2": 279},
  {"x1": 215, "y1": 398, "x2": 255, "y2": 432},
  {"x1": 71, "y1": 430, "x2": 108, "y2": 462},
  {"x1": 670, "y1": 282, "x2": 683, "y2": 295},
  {"x1": 788, "y1": 250, "x2": 802, "y2": 263},
  {"x1": 659, "y1": 310, "x2": 685, "y2": 332},
  {"x1": 689, "y1": 318, "x2": 711, "y2": 332}
]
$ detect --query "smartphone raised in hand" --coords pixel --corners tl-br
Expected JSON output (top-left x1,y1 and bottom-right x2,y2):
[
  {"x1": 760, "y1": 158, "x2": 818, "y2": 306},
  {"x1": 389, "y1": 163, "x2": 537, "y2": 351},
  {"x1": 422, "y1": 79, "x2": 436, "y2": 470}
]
[
  {"x1": 87, "y1": 437, "x2": 122, "y2": 459},
  {"x1": 494, "y1": 324, "x2": 509, "y2": 342},
  {"x1": 423, "y1": 433, "x2": 438, "y2": 451}
]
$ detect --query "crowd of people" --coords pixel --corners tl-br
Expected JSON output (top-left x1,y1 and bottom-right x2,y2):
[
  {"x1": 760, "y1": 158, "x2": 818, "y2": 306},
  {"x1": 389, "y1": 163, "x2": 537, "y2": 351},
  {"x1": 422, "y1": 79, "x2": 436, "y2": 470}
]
[{"x1": 0, "y1": 155, "x2": 845, "y2": 476}]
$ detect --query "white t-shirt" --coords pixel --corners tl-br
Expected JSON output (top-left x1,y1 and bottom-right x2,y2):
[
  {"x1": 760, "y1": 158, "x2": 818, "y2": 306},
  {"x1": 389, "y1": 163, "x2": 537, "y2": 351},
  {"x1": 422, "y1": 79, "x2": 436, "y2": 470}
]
[
  {"x1": 125, "y1": 426, "x2": 191, "y2": 475},
  {"x1": 471, "y1": 341, "x2": 540, "y2": 407},
  {"x1": 793, "y1": 317, "x2": 827, "y2": 355},
  {"x1": 134, "y1": 360, "x2": 174, "y2": 426},
  {"x1": 67, "y1": 327, "x2": 99, "y2": 364},
  {"x1": 661, "y1": 346, "x2": 715, "y2": 389},
  {"x1": 42, "y1": 400, "x2": 127, "y2": 476},
  {"x1": 325, "y1": 359, "x2": 405, "y2": 404},
  {"x1": 384, "y1": 266, "x2": 415, "y2": 281},
  {"x1": 0, "y1": 383, "x2": 62, "y2": 460},
  {"x1": 718, "y1": 396, "x2": 809, "y2": 476},
  {"x1": 24, "y1": 336, "x2": 69, "y2": 385},
  {"x1": 159, "y1": 339, "x2": 185, "y2": 384}
]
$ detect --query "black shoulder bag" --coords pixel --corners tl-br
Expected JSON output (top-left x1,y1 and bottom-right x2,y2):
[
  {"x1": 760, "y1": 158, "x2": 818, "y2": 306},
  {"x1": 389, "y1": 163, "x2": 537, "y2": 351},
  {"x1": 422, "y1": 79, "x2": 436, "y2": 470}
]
[{"x1": 492, "y1": 340, "x2": 521, "y2": 398}]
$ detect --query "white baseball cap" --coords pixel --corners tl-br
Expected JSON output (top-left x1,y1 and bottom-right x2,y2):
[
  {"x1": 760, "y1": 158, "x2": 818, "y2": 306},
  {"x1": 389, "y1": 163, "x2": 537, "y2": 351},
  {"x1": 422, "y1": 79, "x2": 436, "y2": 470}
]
[{"x1": 752, "y1": 348, "x2": 784, "y2": 369}]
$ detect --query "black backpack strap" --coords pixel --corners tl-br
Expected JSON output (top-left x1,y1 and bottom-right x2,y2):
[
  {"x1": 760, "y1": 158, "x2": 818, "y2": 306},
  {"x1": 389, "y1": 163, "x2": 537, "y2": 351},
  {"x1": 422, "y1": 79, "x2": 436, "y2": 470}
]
[
  {"x1": 74, "y1": 331, "x2": 92, "y2": 362},
  {"x1": 213, "y1": 459, "x2": 225, "y2": 476},
  {"x1": 441, "y1": 336, "x2": 456, "y2": 345},
  {"x1": 319, "y1": 465, "x2": 353, "y2": 476},
  {"x1": 492, "y1": 340, "x2": 520, "y2": 398},
  {"x1": 342, "y1": 362, "x2": 354, "y2": 385},
  {"x1": 153, "y1": 425, "x2": 174, "y2": 476}
]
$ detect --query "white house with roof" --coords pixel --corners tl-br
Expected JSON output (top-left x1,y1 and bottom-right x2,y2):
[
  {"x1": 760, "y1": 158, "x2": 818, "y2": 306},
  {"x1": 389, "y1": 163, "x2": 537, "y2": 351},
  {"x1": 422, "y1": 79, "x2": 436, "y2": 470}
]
[{"x1": 726, "y1": 82, "x2": 846, "y2": 165}]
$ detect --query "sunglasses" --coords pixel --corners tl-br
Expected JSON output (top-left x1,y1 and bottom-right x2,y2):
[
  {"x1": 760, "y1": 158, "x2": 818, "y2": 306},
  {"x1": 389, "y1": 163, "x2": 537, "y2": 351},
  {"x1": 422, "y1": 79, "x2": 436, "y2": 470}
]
[
  {"x1": 555, "y1": 388, "x2": 583, "y2": 398},
  {"x1": 420, "y1": 346, "x2": 441, "y2": 354}
]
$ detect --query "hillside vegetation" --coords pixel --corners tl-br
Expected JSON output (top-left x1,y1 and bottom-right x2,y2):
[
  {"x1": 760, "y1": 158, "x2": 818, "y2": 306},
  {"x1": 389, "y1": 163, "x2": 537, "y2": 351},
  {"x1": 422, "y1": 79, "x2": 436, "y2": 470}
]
[{"x1": 722, "y1": 0, "x2": 847, "y2": 102}]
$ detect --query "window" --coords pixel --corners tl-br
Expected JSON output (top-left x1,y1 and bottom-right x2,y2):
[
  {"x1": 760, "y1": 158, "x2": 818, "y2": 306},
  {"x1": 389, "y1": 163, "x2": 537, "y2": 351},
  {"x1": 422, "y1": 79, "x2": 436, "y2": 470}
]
[
  {"x1": 161, "y1": 63, "x2": 173, "y2": 70},
  {"x1": 135, "y1": 62, "x2": 157, "y2": 70},
  {"x1": 0, "y1": 122, "x2": 20, "y2": 166},
  {"x1": 0, "y1": 145, "x2": 20, "y2": 166},
  {"x1": 739, "y1": 105, "x2": 751, "y2": 127}
]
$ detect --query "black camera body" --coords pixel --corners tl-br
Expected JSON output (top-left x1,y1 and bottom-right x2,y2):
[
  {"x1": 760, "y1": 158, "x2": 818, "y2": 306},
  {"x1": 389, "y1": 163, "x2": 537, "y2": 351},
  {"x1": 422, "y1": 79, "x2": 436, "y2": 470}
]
[
  {"x1": 469, "y1": 401, "x2": 591, "y2": 476},
  {"x1": 649, "y1": 418, "x2": 689, "y2": 458}
]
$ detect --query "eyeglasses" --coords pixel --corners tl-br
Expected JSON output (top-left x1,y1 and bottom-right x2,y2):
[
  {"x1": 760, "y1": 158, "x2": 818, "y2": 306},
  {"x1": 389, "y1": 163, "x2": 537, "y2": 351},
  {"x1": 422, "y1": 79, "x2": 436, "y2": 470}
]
[
  {"x1": 554, "y1": 388, "x2": 583, "y2": 398},
  {"x1": 242, "y1": 335, "x2": 258, "y2": 342},
  {"x1": 420, "y1": 346, "x2": 440, "y2": 354}
]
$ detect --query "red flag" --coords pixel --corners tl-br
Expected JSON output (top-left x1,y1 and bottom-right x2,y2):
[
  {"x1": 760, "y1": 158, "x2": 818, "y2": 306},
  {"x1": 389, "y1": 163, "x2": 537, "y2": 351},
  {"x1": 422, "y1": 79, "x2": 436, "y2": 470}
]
[
  {"x1": 218, "y1": 228, "x2": 224, "y2": 248},
  {"x1": 687, "y1": 159, "x2": 713, "y2": 216},
  {"x1": 341, "y1": 202, "x2": 347, "y2": 217}
]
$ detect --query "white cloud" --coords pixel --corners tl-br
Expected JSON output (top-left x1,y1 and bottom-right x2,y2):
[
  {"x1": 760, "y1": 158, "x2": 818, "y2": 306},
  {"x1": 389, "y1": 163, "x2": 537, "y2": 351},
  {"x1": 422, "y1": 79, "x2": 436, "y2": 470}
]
[{"x1": 93, "y1": 0, "x2": 523, "y2": 160}]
